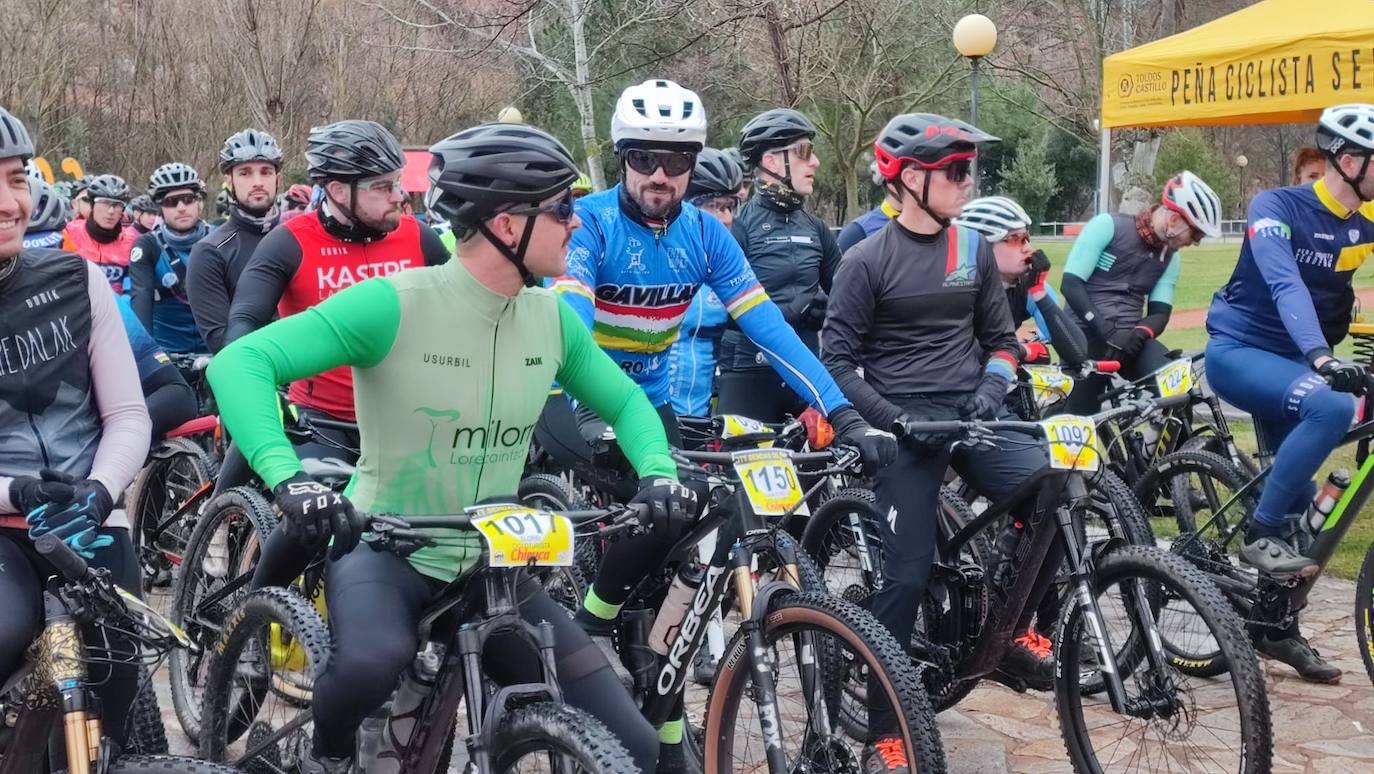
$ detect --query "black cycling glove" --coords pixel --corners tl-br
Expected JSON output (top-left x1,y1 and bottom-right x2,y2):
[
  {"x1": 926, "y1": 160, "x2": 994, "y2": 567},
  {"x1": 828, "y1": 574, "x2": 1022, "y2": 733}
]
[
  {"x1": 9, "y1": 469, "x2": 81, "y2": 515},
  {"x1": 1316, "y1": 358, "x2": 1374, "y2": 395},
  {"x1": 961, "y1": 374, "x2": 1009, "y2": 421},
  {"x1": 272, "y1": 472, "x2": 359, "y2": 559},
  {"x1": 632, "y1": 477, "x2": 697, "y2": 538},
  {"x1": 829, "y1": 406, "x2": 898, "y2": 473}
]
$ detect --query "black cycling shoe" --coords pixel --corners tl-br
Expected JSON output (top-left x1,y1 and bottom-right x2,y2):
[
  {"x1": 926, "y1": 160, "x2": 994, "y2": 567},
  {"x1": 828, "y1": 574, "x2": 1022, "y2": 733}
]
[
  {"x1": 1255, "y1": 632, "x2": 1342, "y2": 684},
  {"x1": 1239, "y1": 534, "x2": 1319, "y2": 577},
  {"x1": 690, "y1": 647, "x2": 718, "y2": 687},
  {"x1": 298, "y1": 753, "x2": 352, "y2": 774},
  {"x1": 992, "y1": 629, "x2": 1054, "y2": 692}
]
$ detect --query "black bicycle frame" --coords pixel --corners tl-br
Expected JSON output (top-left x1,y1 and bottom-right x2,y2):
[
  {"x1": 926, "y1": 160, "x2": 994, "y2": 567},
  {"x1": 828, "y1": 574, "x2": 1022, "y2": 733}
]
[{"x1": 1184, "y1": 418, "x2": 1374, "y2": 616}]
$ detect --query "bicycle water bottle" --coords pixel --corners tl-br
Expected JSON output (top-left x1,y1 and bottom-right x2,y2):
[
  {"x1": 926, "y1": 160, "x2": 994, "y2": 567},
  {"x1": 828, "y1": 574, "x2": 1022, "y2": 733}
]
[
  {"x1": 1308, "y1": 469, "x2": 1351, "y2": 533},
  {"x1": 648, "y1": 562, "x2": 705, "y2": 655},
  {"x1": 358, "y1": 642, "x2": 443, "y2": 773}
]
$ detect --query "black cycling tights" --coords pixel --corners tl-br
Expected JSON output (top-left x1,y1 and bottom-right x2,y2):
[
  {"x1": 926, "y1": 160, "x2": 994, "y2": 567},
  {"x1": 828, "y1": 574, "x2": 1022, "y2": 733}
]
[
  {"x1": 0, "y1": 529, "x2": 142, "y2": 751},
  {"x1": 143, "y1": 365, "x2": 200, "y2": 438},
  {"x1": 715, "y1": 368, "x2": 806, "y2": 424},
  {"x1": 1064, "y1": 338, "x2": 1173, "y2": 415},
  {"x1": 310, "y1": 546, "x2": 659, "y2": 770}
]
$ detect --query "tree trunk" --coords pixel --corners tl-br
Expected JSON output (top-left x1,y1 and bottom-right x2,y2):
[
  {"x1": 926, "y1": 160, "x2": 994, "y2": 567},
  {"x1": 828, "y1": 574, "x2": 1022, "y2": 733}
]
[{"x1": 568, "y1": 4, "x2": 604, "y2": 190}]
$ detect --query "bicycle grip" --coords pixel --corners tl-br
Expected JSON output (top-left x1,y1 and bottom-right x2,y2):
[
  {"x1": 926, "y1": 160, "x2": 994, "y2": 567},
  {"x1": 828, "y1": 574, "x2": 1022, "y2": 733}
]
[{"x1": 35, "y1": 533, "x2": 89, "y2": 581}]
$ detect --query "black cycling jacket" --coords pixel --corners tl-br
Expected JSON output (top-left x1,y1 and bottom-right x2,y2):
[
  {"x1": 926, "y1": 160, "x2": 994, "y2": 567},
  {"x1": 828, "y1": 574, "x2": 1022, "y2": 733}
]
[{"x1": 722, "y1": 196, "x2": 841, "y2": 369}]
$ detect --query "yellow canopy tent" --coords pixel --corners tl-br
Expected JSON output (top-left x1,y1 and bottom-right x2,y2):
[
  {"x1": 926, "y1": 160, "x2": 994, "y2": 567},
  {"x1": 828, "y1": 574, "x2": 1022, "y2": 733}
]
[{"x1": 1096, "y1": 0, "x2": 1374, "y2": 210}]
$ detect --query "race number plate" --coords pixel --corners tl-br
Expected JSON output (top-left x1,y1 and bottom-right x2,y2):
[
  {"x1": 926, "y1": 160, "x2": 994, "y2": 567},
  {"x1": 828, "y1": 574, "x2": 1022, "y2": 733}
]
[
  {"x1": 720, "y1": 414, "x2": 776, "y2": 444},
  {"x1": 470, "y1": 505, "x2": 574, "y2": 568},
  {"x1": 1154, "y1": 359, "x2": 1194, "y2": 399},
  {"x1": 732, "y1": 448, "x2": 803, "y2": 515},
  {"x1": 1039, "y1": 415, "x2": 1101, "y2": 472},
  {"x1": 1024, "y1": 364, "x2": 1075, "y2": 403}
]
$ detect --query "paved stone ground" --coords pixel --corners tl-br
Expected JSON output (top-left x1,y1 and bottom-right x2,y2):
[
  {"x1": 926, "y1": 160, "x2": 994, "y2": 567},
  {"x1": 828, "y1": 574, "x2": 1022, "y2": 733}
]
[{"x1": 153, "y1": 575, "x2": 1374, "y2": 772}]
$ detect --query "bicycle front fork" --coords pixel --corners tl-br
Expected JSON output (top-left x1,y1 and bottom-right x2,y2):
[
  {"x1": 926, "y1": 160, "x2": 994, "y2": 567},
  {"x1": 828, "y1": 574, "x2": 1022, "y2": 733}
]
[{"x1": 1056, "y1": 504, "x2": 1172, "y2": 717}]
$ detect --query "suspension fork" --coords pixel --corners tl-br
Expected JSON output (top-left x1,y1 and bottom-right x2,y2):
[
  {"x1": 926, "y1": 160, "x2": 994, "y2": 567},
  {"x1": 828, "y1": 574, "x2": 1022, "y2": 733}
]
[
  {"x1": 1055, "y1": 476, "x2": 1139, "y2": 715},
  {"x1": 731, "y1": 544, "x2": 788, "y2": 773},
  {"x1": 38, "y1": 593, "x2": 98, "y2": 774}
]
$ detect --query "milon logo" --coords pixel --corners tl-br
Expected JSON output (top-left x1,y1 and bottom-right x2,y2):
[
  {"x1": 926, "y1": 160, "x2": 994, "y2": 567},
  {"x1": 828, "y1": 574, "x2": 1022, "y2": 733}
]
[{"x1": 24, "y1": 288, "x2": 61, "y2": 309}]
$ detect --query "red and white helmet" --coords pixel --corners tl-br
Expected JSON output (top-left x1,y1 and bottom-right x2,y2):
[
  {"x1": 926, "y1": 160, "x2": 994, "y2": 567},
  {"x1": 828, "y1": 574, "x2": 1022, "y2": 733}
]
[{"x1": 1161, "y1": 171, "x2": 1221, "y2": 239}]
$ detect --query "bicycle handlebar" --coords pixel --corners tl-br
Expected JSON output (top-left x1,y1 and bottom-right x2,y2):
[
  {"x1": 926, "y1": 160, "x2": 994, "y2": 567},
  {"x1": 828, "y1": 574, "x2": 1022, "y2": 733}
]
[{"x1": 893, "y1": 398, "x2": 1155, "y2": 441}]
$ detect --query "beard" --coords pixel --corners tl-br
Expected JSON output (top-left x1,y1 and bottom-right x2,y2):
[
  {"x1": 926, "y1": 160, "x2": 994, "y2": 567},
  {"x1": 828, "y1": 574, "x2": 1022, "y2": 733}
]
[{"x1": 633, "y1": 182, "x2": 680, "y2": 219}]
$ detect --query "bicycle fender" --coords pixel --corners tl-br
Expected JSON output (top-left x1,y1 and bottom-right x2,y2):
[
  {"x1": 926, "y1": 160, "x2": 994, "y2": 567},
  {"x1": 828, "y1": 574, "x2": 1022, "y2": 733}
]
[{"x1": 749, "y1": 578, "x2": 801, "y2": 624}]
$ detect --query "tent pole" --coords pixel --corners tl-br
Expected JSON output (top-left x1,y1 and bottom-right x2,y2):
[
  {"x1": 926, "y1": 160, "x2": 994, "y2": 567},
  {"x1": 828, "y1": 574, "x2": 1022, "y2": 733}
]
[{"x1": 1097, "y1": 126, "x2": 1111, "y2": 214}]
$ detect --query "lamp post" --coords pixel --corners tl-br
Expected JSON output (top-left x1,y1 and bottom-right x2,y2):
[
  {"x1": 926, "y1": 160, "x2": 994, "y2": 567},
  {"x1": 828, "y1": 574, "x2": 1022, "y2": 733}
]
[
  {"x1": 953, "y1": 14, "x2": 998, "y2": 194},
  {"x1": 1234, "y1": 154, "x2": 1249, "y2": 225}
]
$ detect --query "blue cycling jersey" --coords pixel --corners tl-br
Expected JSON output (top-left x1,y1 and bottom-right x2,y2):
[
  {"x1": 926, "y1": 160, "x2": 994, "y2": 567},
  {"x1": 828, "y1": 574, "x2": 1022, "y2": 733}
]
[
  {"x1": 666, "y1": 288, "x2": 727, "y2": 417},
  {"x1": 1207, "y1": 180, "x2": 1374, "y2": 361},
  {"x1": 114, "y1": 293, "x2": 172, "y2": 383},
  {"x1": 553, "y1": 186, "x2": 850, "y2": 415},
  {"x1": 22, "y1": 229, "x2": 64, "y2": 250}
]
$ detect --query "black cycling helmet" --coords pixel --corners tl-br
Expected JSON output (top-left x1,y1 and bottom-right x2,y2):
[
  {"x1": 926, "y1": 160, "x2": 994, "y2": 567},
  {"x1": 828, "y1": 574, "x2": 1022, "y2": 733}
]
[
  {"x1": 305, "y1": 120, "x2": 405, "y2": 182},
  {"x1": 86, "y1": 174, "x2": 131, "y2": 202},
  {"x1": 687, "y1": 148, "x2": 744, "y2": 199},
  {"x1": 873, "y1": 113, "x2": 997, "y2": 226},
  {"x1": 148, "y1": 162, "x2": 205, "y2": 202},
  {"x1": 129, "y1": 194, "x2": 159, "y2": 215},
  {"x1": 0, "y1": 107, "x2": 34, "y2": 162},
  {"x1": 72, "y1": 174, "x2": 95, "y2": 198},
  {"x1": 738, "y1": 108, "x2": 816, "y2": 165},
  {"x1": 427, "y1": 122, "x2": 580, "y2": 286},
  {"x1": 26, "y1": 177, "x2": 70, "y2": 233},
  {"x1": 220, "y1": 128, "x2": 284, "y2": 173}
]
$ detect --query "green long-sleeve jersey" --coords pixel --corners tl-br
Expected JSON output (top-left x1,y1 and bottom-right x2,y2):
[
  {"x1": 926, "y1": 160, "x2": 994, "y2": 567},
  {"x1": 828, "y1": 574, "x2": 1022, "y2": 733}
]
[{"x1": 208, "y1": 256, "x2": 677, "y2": 581}]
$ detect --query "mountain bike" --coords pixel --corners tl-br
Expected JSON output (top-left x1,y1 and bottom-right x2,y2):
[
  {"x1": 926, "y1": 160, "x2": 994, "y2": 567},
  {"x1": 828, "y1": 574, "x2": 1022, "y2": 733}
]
[
  {"x1": 1135, "y1": 409, "x2": 1374, "y2": 681},
  {"x1": 127, "y1": 415, "x2": 220, "y2": 595},
  {"x1": 0, "y1": 533, "x2": 240, "y2": 774},
  {"x1": 808, "y1": 402, "x2": 1271, "y2": 773},
  {"x1": 165, "y1": 409, "x2": 356, "y2": 743},
  {"x1": 567, "y1": 443, "x2": 945, "y2": 773},
  {"x1": 198, "y1": 503, "x2": 687, "y2": 773}
]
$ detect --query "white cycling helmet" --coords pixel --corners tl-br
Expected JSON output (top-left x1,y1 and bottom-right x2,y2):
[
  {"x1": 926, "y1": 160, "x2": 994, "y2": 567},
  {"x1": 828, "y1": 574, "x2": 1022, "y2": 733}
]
[
  {"x1": 610, "y1": 79, "x2": 707, "y2": 150},
  {"x1": 954, "y1": 196, "x2": 1032, "y2": 242},
  {"x1": 1161, "y1": 170, "x2": 1222, "y2": 240},
  {"x1": 1317, "y1": 104, "x2": 1374, "y2": 196},
  {"x1": 1317, "y1": 103, "x2": 1374, "y2": 157}
]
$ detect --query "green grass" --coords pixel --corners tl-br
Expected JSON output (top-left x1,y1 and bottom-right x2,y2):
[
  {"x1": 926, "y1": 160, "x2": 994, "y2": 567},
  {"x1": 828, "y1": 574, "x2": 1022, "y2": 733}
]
[
  {"x1": 1043, "y1": 236, "x2": 1374, "y2": 576},
  {"x1": 1038, "y1": 242, "x2": 1374, "y2": 314},
  {"x1": 1145, "y1": 421, "x2": 1374, "y2": 580}
]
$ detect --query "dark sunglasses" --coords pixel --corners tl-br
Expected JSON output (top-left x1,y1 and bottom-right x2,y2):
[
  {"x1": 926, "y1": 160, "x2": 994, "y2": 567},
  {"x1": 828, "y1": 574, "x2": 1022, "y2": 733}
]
[
  {"x1": 160, "y1": 192, "x2": 202, "y2": 208},
  {"x1": 623, "y1": 148, "x2": 696, "y2": 177},
  {"x1": 507, "y1": 189, "x2": 576, "y2": 223},
  {"x1": 771, "y1": 140, "x2": 815, "y2": 161},
  {"x1": 939, "y1": 158, "x2": 974, "y2": 183}
]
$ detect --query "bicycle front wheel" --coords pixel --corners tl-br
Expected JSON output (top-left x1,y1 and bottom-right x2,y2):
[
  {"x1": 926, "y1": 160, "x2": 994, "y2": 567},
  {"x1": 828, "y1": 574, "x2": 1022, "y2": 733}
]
[
  {"x1": 169, "y1": 486, "x2": 275, "y2": 743},
  {"x1": 1057, "y1": 545, "x2": 1270, "y2": 773},
  {"x1": 492, "y1": 701, "x2": 641, "y2": 773},
  {"x1": 704, "y1": 592, "x2": 946, "y2": 774},
  {"x1": 1353, "y1": 541, "x2": 1374, "y2": 687}
]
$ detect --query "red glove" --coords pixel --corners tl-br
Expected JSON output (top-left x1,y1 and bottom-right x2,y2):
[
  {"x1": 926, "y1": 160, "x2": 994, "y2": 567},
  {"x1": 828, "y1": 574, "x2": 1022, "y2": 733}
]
[
  {"x1": 1020, "y1": 340, "x2": 1051, "y2": 364},
  {"x1": 798, "y1": 407, "x2": 834, "y2": 449}
]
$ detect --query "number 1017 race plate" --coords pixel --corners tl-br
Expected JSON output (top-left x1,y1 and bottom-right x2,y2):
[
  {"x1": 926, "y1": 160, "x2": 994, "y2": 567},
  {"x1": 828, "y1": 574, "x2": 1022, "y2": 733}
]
[{"x1": 469, "y1": 504, "x2": 574, "y2": 567}]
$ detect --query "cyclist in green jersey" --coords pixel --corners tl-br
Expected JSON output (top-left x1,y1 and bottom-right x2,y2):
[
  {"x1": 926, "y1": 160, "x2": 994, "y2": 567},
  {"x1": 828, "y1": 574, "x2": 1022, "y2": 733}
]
[{"x1": 208, "y1": 123, "x2": 692, "y2": 774}]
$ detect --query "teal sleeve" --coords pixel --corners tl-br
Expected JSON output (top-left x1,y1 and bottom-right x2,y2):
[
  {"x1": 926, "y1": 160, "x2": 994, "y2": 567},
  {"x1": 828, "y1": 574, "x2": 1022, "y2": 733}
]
[
  {"x1": 1063, "y1": 214, "x2": 1116, "y2": 280},
  {"x1": 207, "y1": 278, "x2": 402, "y2": 488},
  {"x1": 554, "y1": 299, "x2": 678, "y2": 480},
  {"x1": 1149, "y1": 252, "x2": 1183, "y2": 305}
]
